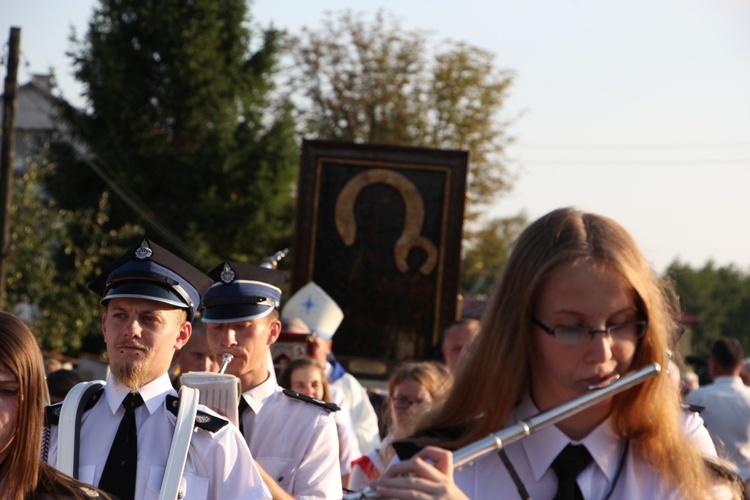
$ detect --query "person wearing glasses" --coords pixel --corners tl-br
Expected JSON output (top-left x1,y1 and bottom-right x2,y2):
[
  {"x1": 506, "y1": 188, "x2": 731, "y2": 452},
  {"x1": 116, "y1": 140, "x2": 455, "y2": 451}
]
[
  {"x1": 348, "y1": 361, "x2": 452, "y2": 492},
  {"x1": 371, "y1": 208, "x2": 741, "y2": 499}
]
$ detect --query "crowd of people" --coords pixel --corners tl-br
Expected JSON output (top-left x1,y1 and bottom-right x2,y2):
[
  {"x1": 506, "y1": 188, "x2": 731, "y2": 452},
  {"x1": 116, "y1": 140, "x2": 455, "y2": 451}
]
[{"x1": 2, "y1": 207, "x2": 749, "y2": 499}]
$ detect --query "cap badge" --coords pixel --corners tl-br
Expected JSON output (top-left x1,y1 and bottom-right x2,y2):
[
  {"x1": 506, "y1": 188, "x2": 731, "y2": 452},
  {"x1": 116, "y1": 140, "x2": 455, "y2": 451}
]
[
  {"x1": 135, "y1": 240, "x2": 153, "y2": 260},
  {"x1": 220, "y1": 263, "x2": 236, "y2": 284}
]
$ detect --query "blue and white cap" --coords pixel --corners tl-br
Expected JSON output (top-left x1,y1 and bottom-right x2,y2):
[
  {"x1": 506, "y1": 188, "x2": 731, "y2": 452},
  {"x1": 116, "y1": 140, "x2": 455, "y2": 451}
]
[
  {"x1": 281, "y1": 282, "x2": 343, "y2": 340},
  {"x1": 88, "y1": 237, "x2": 212, "y2": 321},
  {"x1": 201, "y1": 261, "x2": 286, "y2": 323}
]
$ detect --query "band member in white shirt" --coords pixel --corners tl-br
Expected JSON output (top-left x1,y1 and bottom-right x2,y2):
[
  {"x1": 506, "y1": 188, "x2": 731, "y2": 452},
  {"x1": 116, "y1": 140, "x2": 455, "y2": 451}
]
[
  {"x1": 46, "y1": 238, "x2": 270, "y2": 500},
  {"x1": 202, "y1": 261, "x2": 341, "y2": 499}
]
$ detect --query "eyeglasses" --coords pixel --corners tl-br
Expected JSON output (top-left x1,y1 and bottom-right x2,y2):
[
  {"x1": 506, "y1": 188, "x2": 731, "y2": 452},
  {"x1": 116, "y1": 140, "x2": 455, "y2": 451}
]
[
  {"x1": 391, "y1": 396, "x2": 429, "y2": 410},
  {"x1": 532, "y1": 318, "x2": 648, "y2": 346}
]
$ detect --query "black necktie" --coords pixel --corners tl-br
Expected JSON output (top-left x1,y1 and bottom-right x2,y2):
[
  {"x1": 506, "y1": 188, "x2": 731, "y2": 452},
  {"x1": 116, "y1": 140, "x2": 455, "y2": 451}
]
[
  {"x1": 99, "y1": 392, "x2": 144, "y2": 500},
  {"x1": 238, "y1": 396, "x2": 250, "y2": 435},
  {"x1": 551, "y1": 444, "x2": 593, "y2": 500}
]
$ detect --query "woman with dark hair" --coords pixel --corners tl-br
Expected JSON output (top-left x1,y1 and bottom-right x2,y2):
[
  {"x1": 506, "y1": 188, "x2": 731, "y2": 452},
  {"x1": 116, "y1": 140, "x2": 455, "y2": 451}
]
[
  {"x1": 0, "y1": 311, "x2": 110, "y2": 499},
  {"x1": 372, "y1": 208, "x2": 741, "y2": 499}
]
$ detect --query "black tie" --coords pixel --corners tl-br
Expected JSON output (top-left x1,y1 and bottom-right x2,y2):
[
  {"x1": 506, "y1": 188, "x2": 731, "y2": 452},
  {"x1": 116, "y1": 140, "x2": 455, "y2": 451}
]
[
  {"x1": 551, "y1": 444, "x2": 593, "y2": 500},
  {"x1": 99, "y1": 392, "x2": 144, "y2": 500},
  {"x1": 238, "y1": 396, "x2": 250, "y2": 435}
]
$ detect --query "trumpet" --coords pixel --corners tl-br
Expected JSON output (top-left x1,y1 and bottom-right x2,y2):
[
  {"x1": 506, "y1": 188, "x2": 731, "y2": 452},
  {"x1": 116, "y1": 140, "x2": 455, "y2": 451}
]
[
  {"x1": 344, "y1": 362, "x2": 661, "y2": 499},
  {"x1": 218, "y1": 353, "x2": 234, "y2": 374},
  {"x1": 260, "y1": 248, "x2": 289, "y2": 269}
]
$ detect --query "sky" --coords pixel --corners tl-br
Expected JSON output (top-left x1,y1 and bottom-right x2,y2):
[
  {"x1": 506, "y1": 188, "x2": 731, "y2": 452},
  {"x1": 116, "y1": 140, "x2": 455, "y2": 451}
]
[{"x1": 2, "y1": 0, "x2": 750, "y2": 274}]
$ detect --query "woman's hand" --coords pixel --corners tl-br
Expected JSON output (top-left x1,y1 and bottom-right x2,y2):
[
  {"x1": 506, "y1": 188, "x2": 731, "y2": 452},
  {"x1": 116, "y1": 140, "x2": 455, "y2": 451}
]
[{"x1": 371, "y1": 446, "x2": 468, "y2": 499}]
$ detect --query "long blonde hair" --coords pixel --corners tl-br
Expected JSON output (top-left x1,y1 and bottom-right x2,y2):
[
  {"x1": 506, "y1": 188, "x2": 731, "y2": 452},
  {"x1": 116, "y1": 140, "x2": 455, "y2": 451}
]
[
  {"x1": 417, "y1": 208, "x2": 714, "y2": 498},
  {"x1": 0, "y1": 312, "x2": 47, "y2": 498},
  {"x1": 0, "y1": 312, "x2": 111, "y2": 499}
]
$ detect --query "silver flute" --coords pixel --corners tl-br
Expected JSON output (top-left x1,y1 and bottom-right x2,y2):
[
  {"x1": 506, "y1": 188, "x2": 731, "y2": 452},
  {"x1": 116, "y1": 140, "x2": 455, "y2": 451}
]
[
  {"x1": 344, "y1": 362, "x2": 661, "y2": 499},
  {"x1": 218, "y1": 353, "x2": 234, "y2": 374}
]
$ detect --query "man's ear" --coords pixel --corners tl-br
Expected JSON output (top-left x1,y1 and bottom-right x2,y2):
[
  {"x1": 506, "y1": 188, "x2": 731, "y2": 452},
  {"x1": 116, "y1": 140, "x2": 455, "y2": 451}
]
[
  {"x1": 101, "y1": 313, "x2": 108, "y2": 340},
  {"x1": 324, "y1": 338, "x2": 333, "y2": 355},
  {"x1": 267, "y1": 317, "x2": 282, "y2": 346},
  {"x1": 174, "y1": 318, "x2": 192, "y2": 350}
]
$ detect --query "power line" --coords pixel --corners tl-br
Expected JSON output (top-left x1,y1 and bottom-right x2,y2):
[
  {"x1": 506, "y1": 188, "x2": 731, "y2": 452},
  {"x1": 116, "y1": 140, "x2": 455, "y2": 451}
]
[
  {"x1": 83, "y1": 157, "x2": 210, "y2": 267},
  {"x1": 515, "y1": 142, "x2": 750, "y2": 150},
  {"x1": 518, "y1": 158, "x2": 750, "y2": 165}
]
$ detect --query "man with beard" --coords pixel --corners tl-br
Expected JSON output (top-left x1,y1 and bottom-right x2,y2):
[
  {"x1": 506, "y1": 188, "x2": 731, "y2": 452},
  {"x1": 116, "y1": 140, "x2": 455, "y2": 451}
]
[
  {"x1": 202, "y1": 261, "x2": 341, "y2": 499},
  {"x1": 45, "y1": 238, "x2": 270, "y2": 499}
]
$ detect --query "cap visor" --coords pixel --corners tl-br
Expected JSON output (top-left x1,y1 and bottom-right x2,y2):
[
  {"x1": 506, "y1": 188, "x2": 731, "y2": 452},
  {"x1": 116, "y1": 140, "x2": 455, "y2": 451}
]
[
  {"x1": 102, "y1": 282, "x2": 190, "y2": 310},
  {"x1": 202, "y1": 303, "x2": 275, "y2": 323}
]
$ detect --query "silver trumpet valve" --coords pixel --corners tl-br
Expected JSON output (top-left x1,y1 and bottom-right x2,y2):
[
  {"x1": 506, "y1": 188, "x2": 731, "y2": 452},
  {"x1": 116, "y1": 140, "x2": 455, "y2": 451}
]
[
  {"x1": 218, "y1": 353, "x2": 234, "y2": 374},
  {"x1": 260, "y1": 248, "x2": 289, "y2": 269}
]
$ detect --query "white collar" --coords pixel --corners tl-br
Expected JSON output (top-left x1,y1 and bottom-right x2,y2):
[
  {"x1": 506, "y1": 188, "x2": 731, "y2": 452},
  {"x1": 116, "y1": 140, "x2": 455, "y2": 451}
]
[
  {"x1": 104, "y1": 372, "x2": 175, "y2": 416},
  {"x1": 516, "y1": 393, "x2": 626, "y2": 483},
  {"x1": 241, "y1": 372, "x2": 277, "y2": 414}
]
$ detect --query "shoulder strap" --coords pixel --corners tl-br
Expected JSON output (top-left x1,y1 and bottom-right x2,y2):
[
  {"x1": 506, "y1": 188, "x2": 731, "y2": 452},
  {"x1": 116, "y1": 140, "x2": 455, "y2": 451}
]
[
  {"x1": 159, "y1": 385, "x2": 200, "y2": 500},
  {"x1": 165, "y1": 394, "x2": 229, "y2": 432},
  {"x1": 282, "y1": 388, "x2": 340, "y2": 413},
  {"x1": 56, "y1": 381, "x2": 106, "y2": 478},
  {"x1": 498, "y1": 449, "x2": 531, "y2": 500}
]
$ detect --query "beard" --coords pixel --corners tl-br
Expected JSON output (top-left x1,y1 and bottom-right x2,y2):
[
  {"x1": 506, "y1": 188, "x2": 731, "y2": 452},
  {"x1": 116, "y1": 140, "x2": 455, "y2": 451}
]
[{"x1": 111, "y1": 358, "x2": 150, "y2": 391}]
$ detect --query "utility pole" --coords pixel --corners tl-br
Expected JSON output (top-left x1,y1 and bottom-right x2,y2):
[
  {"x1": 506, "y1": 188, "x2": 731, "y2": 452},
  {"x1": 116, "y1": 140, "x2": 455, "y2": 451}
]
[{"x1": 0, "y1": 27, "x2": 21, "y2": 309}]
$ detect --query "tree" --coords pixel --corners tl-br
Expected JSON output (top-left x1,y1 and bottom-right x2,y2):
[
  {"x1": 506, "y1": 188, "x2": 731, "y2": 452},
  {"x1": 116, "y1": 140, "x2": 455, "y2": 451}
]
[
  {"x1": 7, "y1": 155, "x2": 141, "y2": 355},
  {"x1": 288, "y1": 10, "x2": 521, "y2": 295},
  {"x1": 667, "y1": 260, "x2": 750, "y2": 357},
  {"x1": 288, "y1": 9, "x2": 516, "y2": 218},
  {"x1": 45, "y1": 0, "x2": 299, "y2": 267},
  {"x1": 460, "y1": 212, "x2": 528, "y2": 295}
]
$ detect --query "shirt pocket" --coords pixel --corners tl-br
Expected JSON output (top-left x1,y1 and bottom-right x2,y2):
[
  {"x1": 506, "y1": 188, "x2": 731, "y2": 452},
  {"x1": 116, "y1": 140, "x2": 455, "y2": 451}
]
[{"x1": 146, "y1": 465, "x2": 209, "y2": 499}]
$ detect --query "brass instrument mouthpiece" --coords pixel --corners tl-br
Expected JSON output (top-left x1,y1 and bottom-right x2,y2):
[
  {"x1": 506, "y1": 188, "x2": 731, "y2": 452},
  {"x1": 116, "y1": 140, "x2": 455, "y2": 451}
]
[{"x1": 219, "y1": 353, "x2": 234, "y2": 374}]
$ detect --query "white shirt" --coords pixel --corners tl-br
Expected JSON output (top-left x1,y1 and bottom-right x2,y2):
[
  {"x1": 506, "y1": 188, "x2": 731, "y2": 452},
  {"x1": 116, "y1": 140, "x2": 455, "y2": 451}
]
[
  {"x1": 240, "y1": 374, "x2": 342, "y2": 499},
  {"x1": 327, "y1": 362, "x2": 382, "y2": 454},
  {"x1": 686, "y1": 375, "x2": 750, "y2": 480},
  {"x1": 452, "y1": 394, "x2": 728, "y2": 499},
  {"x1": 47, "y1": 372, "x2": 270, "y2": 500},
  {"x1": 330, "y1": 393, "x2": 362, "y2": 475}
]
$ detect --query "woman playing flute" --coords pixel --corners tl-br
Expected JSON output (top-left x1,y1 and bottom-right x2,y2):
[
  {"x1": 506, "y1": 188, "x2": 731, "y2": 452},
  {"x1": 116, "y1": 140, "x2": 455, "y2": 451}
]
[{"x1": 374, "y1": 207, "x2": 742, "y2": 499}]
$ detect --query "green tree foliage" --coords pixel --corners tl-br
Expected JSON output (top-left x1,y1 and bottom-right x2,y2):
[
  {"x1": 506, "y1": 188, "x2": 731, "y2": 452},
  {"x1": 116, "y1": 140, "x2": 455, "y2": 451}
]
[
  {"x1": 288, "y1": 9, "x2": 516, "y2": 217},
  {"x1": 7, "y1": 157, "x2": 141, "y2": 355},
  {"x1": 667, "y1": 260, "x2": 750, "y2": 357},
  {"x1": 45, "y1": 0, "x2": 298, "y2": 267},
  {"x1": 460, "y1": 212, "x2": 528, "y2": 296}
]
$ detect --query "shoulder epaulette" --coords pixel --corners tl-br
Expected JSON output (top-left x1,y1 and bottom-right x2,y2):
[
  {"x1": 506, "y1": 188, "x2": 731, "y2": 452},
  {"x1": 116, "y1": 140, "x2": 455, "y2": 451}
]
[
  {"x1": 682, "y1": 402, "x2": 706, "y2": 414},
  {"x1": 282, "y1": 389, "x2": 340, "y2": 413},
  {"x1": 45, "y1": 388, "x2": 104, "y2": 426},
  {"x1": 165, "y1": 394, "x2": 229, "y2": 432}
]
